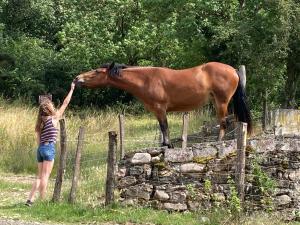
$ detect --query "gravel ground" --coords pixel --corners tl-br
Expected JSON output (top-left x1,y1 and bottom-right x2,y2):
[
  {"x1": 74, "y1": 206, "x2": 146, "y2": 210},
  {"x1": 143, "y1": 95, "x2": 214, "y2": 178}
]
[
  {"x1": 0, "y1": 218, "x2": 135, "y2": 225},
  {"x1": 0, "y1": 219, "x2": 61, "y2": 225},
  {"x1": 0, "y1": 220, "x2": 152, "y2": 225}
]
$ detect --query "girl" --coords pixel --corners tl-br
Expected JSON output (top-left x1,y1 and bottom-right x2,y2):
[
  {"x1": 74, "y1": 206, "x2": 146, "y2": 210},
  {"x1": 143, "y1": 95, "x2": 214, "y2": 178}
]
[{"x1": 25, "y1": 82, "x2": 75, "y2": 206}]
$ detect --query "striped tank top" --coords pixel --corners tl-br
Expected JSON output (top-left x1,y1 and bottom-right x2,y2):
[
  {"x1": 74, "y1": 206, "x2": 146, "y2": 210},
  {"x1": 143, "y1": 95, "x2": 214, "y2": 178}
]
[{"x1": 40, "y1": 118, "x2": 58, "y2": 144}]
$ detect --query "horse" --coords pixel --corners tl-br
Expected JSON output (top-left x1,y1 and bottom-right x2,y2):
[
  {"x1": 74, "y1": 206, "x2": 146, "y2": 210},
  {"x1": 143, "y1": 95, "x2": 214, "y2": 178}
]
[{"x1": 74, "y1": 62, "x2": 252, "y2": 148}]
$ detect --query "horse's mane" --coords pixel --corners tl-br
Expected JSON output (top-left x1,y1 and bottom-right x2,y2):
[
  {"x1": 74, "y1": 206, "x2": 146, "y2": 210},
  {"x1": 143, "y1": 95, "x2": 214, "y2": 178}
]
[{"x1": 100, "y1": 62, "x2": 129, "y2": 77}]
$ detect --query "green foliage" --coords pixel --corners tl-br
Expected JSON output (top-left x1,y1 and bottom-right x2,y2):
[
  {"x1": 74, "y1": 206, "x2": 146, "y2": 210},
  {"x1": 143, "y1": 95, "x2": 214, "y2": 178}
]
[
  {"x1": 186, "y1": 183, "x2": 197, "y2": 200},
  {"x1": 0, "y1": 0, "x2": 300, "y2": 110},
  {"x1": 0, "y1": 35, "x2": 54, "y2": 101},
  {"x1": 204, "y1": 178, "x2": 212, "y2": 194},
  {"x1": 227, "y1": 176, "x2": 242, "y2": 215},
  {"x1": 251, "y1": 157, "x2": 277, "y2": 211}
]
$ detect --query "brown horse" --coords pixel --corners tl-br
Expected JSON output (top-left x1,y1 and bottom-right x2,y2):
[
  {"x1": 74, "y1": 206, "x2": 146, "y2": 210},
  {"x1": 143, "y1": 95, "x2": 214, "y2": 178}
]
[{"x1": 74, "y1": 62, "x2": 251, "y2": 147}]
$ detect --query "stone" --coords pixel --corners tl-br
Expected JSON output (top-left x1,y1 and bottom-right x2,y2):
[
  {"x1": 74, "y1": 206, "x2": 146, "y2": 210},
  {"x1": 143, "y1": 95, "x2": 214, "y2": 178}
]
[
  {"x1": 199, "y1": 217, "x2": 210, "y2": 224},
  {"x1": 288, "y1": 171, "x2": 300, "y2": 181},
  {"x1": 180, "y1": 163, "x2": 205, "y2": 173},
  {"x1": 248, "y1": 138, "x2": 276, "y2": 153},
  {"x1": 169, "y1": 191, "x2": 187, "y2": 203},
  {"x1": 131, "y1": 153, "x2": 151, "y2": 164},
  {"x1": 192, "y1": 146, "x2": 217, "y2": 159},
  {"x1": 129, "y1": 166, "x2": 144, "y2": 176},
  {"x1": 166, "y1": 185, "x2": 186, "y2": 192},
  {"x1": 147, "y1": 148, "x2": 164, "y2": 156},
  {"x1": 163, "y1": 202, "x2": 188, "y2": 211},
  {"x1": 275, "y1": 194, "x2": 292, "y2": 206},
  {"x1": 120, "y1": 198, "x2": 138, "y2": 206},
  {"x1": 123, "y1": 184, "x2": 153, "y2": 200},
  {"x1": 187, "y1": 200, "x2": 200, "y2": 211},
  {"x1": 216, "y1": 140, "x2": 237, "y2": 159},
  {"x1": 117, "y1": 167, "x2": 127, "y2": 178},
  {"x1": 118, "y1": 176, "x2": 137, "y2": 188},
  {"x1": 144, "y1": 164, "x2": 152, "y2": 177},
  {"x1": 271, "y1": 109, "x2": 300, "y2": 137},
  {"x1": 151, "y1": 155, "x2": 161, "y2": 163},
  {"x1": 154, "y1": 190, "x2": 169, "y2": 201},
  {"x1": 211, "y1": 172, "x2": 230, "y2": 184},
  {"x1": 164, "y1": 148, "x2": 193, "y2": 162}
]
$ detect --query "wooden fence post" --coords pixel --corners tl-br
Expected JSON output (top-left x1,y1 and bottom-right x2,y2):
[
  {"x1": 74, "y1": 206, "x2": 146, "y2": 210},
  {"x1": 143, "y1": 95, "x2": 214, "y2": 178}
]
[
  {"x1": 235, "y1": 122, "x2": 247, "y2": 203},
  {"x1": 52, "y1": 118, "x2": 67, "y2": 202},
  {"x1": 68, "y1": 126, "x2": 85, "y2": 203},
  {"x1": 181, "y1": 112, "x2": 189, "y2": 149},
  {"x1": 262, "y1": 90, "x2": 268, "y2": 131},
  {"x1": 238, "y1": 65, "x2": 246, "y2": 88},
  {"x1": 105, "y1": 131, "x2": 117, "y2": 206},
  {"x1": 118, "y1": 114, "x2": 125, "y2": 160}
]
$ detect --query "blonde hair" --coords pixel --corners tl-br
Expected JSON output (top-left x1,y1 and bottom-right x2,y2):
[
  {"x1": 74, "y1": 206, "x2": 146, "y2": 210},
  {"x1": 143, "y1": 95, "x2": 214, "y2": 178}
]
[{"x1": 35, "y1": 98, "x2": 56, "y2": 133}]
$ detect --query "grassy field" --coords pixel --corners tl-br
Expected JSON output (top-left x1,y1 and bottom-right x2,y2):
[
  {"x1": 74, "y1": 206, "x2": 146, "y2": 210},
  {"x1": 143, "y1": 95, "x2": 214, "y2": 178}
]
[
  {"x1": 1, "y1": 98, "x2": 295, "y2": 225},
  {"x1": 0, "y1": 97, "x2": 212, "y2": 170},
  {"x1": 0, "y1": 97, "x2": 211, "y2": 205}
]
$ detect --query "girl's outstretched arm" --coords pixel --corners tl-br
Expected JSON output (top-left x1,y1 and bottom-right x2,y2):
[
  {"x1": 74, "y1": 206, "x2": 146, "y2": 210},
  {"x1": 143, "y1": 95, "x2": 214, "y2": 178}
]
[{"x1": 56, "y1": 82, "x2": 75, "y2": 118}]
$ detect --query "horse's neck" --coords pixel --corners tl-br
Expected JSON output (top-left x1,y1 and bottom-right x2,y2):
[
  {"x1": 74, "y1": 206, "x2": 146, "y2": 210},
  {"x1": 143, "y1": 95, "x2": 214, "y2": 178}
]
[{"x1": 109, "y1": 68, "x2": 152, "y2": 96}]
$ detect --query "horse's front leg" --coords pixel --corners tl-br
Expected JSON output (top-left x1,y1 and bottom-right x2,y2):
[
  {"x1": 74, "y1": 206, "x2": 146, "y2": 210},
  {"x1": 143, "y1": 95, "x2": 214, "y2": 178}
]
[
  {"x1": 153, "y1": 110, "x2": 173, "y2": 148},
  {"x1": 144, "y1": 103, "x2": 173, "y2": 148},
  {"x1": 158, "y1": 118, "x2": 173, "y2": 148}
]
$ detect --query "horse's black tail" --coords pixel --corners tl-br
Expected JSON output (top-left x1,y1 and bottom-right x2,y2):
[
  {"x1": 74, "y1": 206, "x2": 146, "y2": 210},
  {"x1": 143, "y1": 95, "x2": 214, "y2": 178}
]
[{"x1": 233, "y1": 71, "x2": 252, "y2": 134}]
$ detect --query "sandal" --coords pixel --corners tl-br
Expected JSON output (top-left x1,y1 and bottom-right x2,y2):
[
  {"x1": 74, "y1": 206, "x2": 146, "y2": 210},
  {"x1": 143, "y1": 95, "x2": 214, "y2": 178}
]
[{"x1": 25, "y1": 200, "x2": 33, "y2": 207}]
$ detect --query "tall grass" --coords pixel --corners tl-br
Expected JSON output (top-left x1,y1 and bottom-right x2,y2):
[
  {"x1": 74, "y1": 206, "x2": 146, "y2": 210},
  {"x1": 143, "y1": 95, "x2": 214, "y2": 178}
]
[{"x1": 0, "y1": 97, "x2": 213, "y2": 205}]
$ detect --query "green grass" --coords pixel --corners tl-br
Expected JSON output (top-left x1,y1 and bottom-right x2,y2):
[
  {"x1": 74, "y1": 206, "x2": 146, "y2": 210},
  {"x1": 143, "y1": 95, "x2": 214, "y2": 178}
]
[
  {"x1": 0, "y1": 97, "x2": 212, "y2": 208},
  {"x1": 1, "y1": 98, "x2": 291, "y2": 225},
  {"x1": 0, "y1": 97, "x2": 211, "y2": 173},
  {"x1": 0, "y1": 201, "x2": 201, "y2": 225},
  {"x1": 0, "y1": 180, "x2": 30, "y2": 191}
]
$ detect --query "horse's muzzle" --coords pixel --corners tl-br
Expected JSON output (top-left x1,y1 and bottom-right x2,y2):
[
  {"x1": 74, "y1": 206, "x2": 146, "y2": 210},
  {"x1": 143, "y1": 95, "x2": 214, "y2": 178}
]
[{"x1": 73, "y1": 77, "x2": 84, "y2": 87}]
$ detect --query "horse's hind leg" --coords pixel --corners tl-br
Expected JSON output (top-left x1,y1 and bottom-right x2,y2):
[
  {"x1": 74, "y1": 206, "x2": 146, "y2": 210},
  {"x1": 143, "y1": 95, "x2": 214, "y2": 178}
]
[{"x1": 215, "y1": 101, "x2": 229, "y2": 141}]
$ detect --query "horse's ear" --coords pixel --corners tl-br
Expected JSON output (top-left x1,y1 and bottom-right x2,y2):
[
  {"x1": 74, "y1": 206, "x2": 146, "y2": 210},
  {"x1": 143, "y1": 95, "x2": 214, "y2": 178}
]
[{"x1": 109, "y1": 62, "x2": 115, "y2": 70}]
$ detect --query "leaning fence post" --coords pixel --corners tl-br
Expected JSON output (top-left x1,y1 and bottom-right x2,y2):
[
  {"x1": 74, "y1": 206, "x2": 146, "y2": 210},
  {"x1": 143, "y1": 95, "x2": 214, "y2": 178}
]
[
  {"x1": 235, "y1": 122, "x2": 247, "y2": 203},
  {"x1": 68, "y1": 126, "x2": 85, "y2": 203},
  {"x1": 181, "y1": 112, "x2": 189, "y2": 149},
  {"x1": 52, "y1": 118, "x2": 67, "y2": 202},
  {"x1": 118, "y1": 114, "x2": 125, "y2": 160},
  {"x1": 105, "y1": 131, "x2": 117, "y2": 206}
]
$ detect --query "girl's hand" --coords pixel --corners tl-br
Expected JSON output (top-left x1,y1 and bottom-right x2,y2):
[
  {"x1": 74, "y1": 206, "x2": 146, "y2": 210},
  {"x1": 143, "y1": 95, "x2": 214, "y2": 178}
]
[{"x1": 71, "y1": 81, "x2": 76, "y2": 90}]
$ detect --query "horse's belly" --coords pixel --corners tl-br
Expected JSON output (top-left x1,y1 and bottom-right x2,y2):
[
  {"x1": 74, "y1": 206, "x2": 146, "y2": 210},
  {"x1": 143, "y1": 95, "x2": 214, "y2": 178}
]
[{"x1": 167, "y1": 95, "x2": 209, "y2": 112}]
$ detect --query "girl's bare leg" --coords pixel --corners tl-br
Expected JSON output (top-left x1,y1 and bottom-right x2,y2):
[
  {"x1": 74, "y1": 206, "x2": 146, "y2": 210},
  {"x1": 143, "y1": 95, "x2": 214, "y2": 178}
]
[
  {"x1": 39, "y1": 160, "x2": 54, "y2": 199},
  {"x1": 27, "y1": 162, "x2": 43, "y2": 202}
]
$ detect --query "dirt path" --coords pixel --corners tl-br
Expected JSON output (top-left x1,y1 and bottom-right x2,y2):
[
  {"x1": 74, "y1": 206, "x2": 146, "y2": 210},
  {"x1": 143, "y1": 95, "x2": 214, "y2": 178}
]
[
  {"x1": 0, "y1": 219, "x2": 147, "y2": 225},
  {"x1": 0, "y1": 218, "x2": 60, "y2": 225}
]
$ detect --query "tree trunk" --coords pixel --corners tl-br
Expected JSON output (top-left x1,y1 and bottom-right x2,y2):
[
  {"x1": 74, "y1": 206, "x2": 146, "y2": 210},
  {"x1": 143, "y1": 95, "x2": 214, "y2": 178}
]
[{"x1": 283, "y1": 61, "x2": 300, "y2": 109}]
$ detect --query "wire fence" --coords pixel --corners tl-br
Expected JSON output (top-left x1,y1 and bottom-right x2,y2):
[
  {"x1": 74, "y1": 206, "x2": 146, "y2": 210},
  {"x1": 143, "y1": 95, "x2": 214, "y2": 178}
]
[
  {"x1": 50, "y1": 109, "x2": 292, "y2": 212},
  {"x1": 50, "y1": 111, "x2": 216, "y2": 205}
]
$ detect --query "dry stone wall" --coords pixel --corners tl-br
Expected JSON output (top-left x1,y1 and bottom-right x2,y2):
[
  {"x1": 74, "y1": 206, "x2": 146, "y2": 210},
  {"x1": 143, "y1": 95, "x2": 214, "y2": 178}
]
[{"x1": 117, "y1": 135, "x2": 300, "y2": 220}]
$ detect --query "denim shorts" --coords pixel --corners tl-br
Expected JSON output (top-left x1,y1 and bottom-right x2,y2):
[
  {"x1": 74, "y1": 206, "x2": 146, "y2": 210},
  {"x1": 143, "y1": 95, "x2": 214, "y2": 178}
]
[{"x1": 37, "y1": 142, "x2": 56, "y2": 162}]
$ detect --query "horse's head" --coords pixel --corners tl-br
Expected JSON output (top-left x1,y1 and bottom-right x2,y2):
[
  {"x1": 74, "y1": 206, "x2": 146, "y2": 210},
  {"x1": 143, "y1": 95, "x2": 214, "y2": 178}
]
[
  {"x1": 74, "y1": 62, "x2": 128, "y2": 88},
  {"x1": 75, "y1": 67, "x2": 109, "y2": 88}
]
